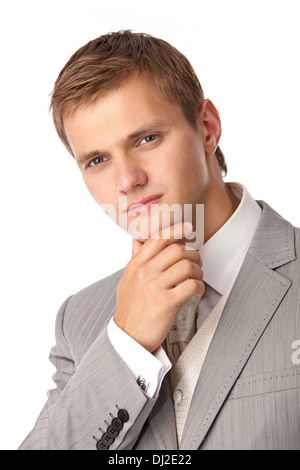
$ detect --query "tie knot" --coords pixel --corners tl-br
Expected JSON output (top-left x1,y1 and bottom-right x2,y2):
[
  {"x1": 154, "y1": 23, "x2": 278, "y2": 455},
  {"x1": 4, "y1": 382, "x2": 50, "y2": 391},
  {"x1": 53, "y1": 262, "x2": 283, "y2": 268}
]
[
  {"x1": 168, "y1": 296, "x2": 200, "y2": 346},
  {"x1": 177, "y1": 296, "x2": 200, "y2": 320}
]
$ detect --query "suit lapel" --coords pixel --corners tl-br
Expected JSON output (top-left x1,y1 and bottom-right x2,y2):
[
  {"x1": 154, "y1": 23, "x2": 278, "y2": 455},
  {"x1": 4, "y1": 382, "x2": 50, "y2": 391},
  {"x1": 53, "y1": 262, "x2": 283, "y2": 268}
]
[{"x1": 180, "y1": 201, "x2": 296, "y2": 450}]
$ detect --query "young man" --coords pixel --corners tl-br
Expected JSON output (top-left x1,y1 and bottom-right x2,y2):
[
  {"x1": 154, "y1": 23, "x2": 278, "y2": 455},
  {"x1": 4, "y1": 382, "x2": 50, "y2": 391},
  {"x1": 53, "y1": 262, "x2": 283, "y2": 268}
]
[{"x1": 19, "y1": 30, "x2": 300, "y2": 450}]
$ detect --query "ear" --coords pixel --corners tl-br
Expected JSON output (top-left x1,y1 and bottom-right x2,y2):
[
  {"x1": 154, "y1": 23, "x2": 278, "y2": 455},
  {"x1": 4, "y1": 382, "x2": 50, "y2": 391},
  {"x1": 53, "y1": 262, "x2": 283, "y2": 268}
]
[{"x1": 196, "y1": 99, "x2": 222, "y2": 156}]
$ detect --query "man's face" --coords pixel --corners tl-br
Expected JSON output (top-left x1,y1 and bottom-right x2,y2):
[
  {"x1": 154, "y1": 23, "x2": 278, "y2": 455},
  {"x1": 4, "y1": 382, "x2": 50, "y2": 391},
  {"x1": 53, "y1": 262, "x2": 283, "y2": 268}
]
[{"x1": 64, "y1": 75, "x2": 211, "y2": 241}]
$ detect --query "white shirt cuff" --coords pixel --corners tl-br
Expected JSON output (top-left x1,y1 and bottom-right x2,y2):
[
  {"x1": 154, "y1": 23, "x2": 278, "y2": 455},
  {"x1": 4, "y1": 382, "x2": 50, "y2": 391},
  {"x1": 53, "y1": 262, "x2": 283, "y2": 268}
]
[{"x1": 107, "y1": 317, "x2": 172, "y2": 398}]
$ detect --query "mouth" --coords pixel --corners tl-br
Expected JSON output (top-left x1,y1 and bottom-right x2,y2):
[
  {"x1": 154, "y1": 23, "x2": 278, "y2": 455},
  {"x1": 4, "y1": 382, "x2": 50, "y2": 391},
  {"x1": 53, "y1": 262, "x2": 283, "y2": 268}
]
[{"x1": 127, "y1": 194, "x2": 162, "y2": 217}]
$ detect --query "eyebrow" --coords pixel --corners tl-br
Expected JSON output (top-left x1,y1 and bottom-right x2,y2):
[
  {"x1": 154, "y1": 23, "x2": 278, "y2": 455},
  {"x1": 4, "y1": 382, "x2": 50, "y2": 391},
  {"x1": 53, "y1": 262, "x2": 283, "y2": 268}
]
[{"x1": 76, "y1": 120, "x2": 169, "y2": 166}]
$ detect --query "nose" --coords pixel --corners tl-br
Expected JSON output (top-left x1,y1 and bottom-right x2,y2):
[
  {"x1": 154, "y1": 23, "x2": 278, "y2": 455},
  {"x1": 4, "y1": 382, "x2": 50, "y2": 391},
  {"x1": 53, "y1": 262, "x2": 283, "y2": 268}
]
[{"x1": 115, "y1": 155, "x2": 147, "y2": 193}]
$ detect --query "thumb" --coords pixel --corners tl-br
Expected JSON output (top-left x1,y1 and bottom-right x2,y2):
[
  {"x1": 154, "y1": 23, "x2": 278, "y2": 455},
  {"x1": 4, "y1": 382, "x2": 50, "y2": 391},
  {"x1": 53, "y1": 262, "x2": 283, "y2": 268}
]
[{"x1": 132, "y1": 238, "x2": 143, "y2": 258}]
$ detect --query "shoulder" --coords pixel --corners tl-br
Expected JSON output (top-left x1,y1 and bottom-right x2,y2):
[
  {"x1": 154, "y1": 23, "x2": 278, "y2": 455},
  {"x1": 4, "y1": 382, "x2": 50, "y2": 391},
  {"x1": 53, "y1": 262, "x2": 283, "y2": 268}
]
[
  {"x1": 294, "y1": 226, "x2": 300, "y2": 246},
  {"x1": 60, "y1": 267, "x2": 125, "y2": 361},
  {"x1": 292, "y1": 226, "x2": 300, "y2": 274},
  {"x1": 68, "y1": 267, "x2": 125, "y2": 309}
]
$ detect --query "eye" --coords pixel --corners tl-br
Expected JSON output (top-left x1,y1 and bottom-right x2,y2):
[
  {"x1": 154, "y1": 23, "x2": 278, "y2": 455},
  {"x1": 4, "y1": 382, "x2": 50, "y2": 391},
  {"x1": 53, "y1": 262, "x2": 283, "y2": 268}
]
[
  {"x1": 140, "y1": 134, "x2": 157, "y2": 145},
  {"x1": 88, "y1": 156, "x2": 108, "y2": 167}
]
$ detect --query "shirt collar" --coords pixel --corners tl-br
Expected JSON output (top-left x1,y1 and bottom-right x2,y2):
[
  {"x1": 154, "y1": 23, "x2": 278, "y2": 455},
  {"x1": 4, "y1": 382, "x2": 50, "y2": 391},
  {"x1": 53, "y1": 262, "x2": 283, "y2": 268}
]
[{"x1": 199, "y1": 182, "x2": 262, "y2": 295}]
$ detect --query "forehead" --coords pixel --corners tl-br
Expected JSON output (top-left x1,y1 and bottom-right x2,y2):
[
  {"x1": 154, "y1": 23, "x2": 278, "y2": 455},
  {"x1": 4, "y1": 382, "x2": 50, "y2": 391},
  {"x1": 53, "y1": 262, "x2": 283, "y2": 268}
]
[{"x1": 63, "y1": 75, "x2": 188, "y2": 157}]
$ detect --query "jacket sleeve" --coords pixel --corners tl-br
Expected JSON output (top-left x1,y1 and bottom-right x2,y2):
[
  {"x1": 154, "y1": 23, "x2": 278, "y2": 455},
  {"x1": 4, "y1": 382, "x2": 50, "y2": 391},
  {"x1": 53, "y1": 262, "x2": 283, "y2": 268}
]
[{"x1": 18, "y1": 295, "x2": 158, "y2": 450}]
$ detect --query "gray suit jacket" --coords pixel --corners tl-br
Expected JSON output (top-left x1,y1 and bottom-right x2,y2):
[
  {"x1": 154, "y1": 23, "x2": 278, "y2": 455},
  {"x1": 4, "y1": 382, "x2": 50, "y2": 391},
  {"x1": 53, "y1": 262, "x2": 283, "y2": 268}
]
[{"x1": 19, "y1": 201, "x2": 300, "y2": 450}]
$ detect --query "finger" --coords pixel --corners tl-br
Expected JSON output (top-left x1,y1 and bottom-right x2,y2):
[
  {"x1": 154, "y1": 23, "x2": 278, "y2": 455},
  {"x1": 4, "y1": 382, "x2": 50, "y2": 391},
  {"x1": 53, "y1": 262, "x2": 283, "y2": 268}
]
[
  {"x1": 148, "y1": 243, "x2": 202, "y2": 274},
  {"x1": 132, "y1": 238, "x2": 143, "y2": 257},
  {"x1": 172, "y1": 279, "x2": 206, "y2": 305},
  {"x1": 132, "y1": 222, "x2": 193, "y2": 265},
  {"x1": 159, "y1": 260, "x2": 203, "y2": 290},
  {"x1": 152, "y1": 221, "x2": 193, "y2": 240}
]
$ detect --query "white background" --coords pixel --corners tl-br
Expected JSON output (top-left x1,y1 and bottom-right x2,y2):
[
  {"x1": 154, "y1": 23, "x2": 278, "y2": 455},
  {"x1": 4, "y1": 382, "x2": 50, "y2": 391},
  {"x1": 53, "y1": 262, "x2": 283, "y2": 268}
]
[{"x1": 0, "y1": 0, "x2": 299, "y2": 450}]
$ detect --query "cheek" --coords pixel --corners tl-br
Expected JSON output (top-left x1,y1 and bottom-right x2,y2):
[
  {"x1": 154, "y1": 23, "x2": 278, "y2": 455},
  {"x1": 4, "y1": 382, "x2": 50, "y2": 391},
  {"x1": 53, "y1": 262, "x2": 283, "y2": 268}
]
[
  {"x1": 159, "y1": 139, "x2": 202, "y2": 185},
  {"x1": 82, "y1": 173, "x2": 115, "y2": 206},
  {"x1": 179, "y1": 140, "x2": 207, "y2": 185}
]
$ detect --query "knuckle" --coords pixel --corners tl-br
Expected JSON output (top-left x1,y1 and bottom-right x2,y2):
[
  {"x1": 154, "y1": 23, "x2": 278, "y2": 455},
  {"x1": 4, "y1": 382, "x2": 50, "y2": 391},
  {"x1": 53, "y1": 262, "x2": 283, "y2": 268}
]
[
  {"x1": 200, "y1": 280, "x2": 206, "y2": 294},
  {"x1": 151, "y1": 237, "x2": 162, "y2": 245},
  {"x1": 197, "y1": 280, "x2": 205, "y2": 295},
  {"x1": 188, "y1": 249, "x2": 201, "y2": 265},
  {"x1": 171, "y1": 243, "x2": 185, "y2": 258},
  {"x1": 152, "y1": 235, "x2": 168, "y2": 246},
  {"x1": 194, "y1": 265, "x2": 203, "y2": 280},
  {"x1": 190, "y1": 278, "x2": 199, "y2": 290},
  {"x1": 195, "y1": 250, "x2": 202, "y2": 264},
  {"x1": 181, "y1": 259, "x2": 193, "y2": 275},
  {"x1": 186, "y1": 278, "x2": 200, "y2": 294},
  {"x1": 136, "y1": 263, "x2": 148, "y2": 280}
]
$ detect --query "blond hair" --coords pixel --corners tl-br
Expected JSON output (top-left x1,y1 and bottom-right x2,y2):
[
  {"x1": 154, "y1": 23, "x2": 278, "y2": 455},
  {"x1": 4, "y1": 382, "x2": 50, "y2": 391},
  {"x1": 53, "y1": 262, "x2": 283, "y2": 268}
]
[{"x1": 50, "y1": 30, "x2": 227, "y2": 175}]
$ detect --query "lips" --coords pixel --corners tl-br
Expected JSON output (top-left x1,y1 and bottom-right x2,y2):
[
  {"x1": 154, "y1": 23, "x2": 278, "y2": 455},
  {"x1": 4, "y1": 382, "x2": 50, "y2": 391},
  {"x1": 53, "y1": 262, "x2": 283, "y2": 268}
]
[{"x1": 127, "y1": 195, "x2": 162, "y2": 216}]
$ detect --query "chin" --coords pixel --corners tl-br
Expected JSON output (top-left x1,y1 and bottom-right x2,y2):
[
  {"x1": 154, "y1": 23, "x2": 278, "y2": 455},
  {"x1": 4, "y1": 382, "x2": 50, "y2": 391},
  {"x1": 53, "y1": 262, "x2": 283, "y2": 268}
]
[{"x1": 127, "y1": 211, "x2": 184, "y2": 241}]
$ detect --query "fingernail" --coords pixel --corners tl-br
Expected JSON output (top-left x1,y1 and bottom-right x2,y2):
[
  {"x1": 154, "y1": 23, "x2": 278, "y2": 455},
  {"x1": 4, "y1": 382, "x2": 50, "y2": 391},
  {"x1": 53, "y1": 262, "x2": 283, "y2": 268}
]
[{"x1": 183, "y1": 222, "x2": 193, "y2": 236}]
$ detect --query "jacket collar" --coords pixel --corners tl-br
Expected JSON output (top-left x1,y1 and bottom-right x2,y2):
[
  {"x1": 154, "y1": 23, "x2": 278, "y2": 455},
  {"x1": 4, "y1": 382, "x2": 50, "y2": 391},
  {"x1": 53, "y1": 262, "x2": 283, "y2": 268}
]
[
  {"x1": 180, "y1": 200, "x2": 295, "y2": 449},
  {"x1": 247, "y1": 200, "x2": 295, "y2": 269},
  {"x1": 149, "y1": 200, "x2": 296, "y2": 450}
]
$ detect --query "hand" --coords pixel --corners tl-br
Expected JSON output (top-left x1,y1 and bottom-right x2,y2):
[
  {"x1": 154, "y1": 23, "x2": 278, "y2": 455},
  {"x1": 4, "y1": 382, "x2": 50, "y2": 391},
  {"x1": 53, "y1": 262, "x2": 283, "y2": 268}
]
[{"x1": 114, "y1": 222, "x2": 205, "y2": 353}]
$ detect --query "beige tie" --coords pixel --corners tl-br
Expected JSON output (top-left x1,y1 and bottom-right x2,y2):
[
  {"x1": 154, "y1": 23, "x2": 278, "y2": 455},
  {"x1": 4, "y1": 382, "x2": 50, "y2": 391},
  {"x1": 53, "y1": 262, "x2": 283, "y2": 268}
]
[{"x1": 166, "y1": 295, "x2": 200, "y2": 367}]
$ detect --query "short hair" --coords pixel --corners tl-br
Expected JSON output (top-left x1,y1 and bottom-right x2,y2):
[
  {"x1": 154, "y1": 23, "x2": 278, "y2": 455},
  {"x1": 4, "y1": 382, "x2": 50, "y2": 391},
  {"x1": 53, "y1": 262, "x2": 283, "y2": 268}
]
[{"x1": 50, "y1": 30, "x2": 227, "y2": 176}]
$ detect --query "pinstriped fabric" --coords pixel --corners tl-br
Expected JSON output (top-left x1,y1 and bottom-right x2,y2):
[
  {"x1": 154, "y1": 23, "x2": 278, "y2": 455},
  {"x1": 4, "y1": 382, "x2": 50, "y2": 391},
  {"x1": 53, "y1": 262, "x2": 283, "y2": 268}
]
[
  {"x1": 19, "y1": 268, "x2": 159, "y2": 450},
  {"x1": 179, "y1": 204, "x2": 300, "y2": 450},
  {"x1": 63, "y1": 270, "x2": 124, "y2": 365},
  {"x1": 19, "y1": 202, "x2": 300, "y2": 450}
]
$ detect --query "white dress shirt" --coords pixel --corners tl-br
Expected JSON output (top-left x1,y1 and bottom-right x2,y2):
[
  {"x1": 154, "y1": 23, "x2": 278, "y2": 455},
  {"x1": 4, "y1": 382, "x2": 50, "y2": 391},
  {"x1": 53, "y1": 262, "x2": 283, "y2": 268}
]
[{"x1": 107, "y1": 183, "x2": 262, "y2": 398}]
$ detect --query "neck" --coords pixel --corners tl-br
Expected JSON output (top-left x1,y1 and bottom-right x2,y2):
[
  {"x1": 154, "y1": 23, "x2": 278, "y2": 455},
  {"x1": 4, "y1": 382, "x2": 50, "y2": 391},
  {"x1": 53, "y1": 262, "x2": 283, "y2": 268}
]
[{"x1": 202, "y1": 181, "x2": 240, "y2": 243}]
